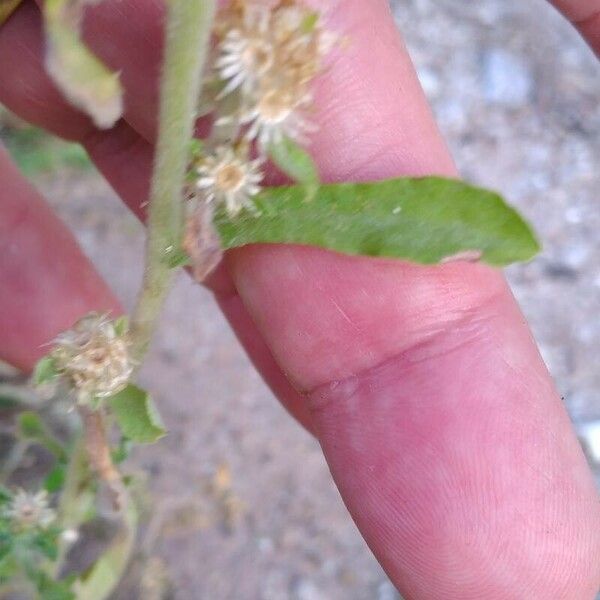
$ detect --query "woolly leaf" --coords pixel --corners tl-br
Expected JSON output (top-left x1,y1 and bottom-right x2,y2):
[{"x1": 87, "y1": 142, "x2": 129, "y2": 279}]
[
  {"x1": 214, "y1": 177, "x2": 540, "y2": 266},
  {"x1": 269, "y1": 137, "x2": 319, "y2": 186},
  {"x1": 108, "y1": 385, "x2": 166, "y2": 444}
]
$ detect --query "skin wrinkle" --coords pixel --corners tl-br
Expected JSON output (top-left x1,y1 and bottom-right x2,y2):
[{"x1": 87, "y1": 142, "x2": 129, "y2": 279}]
[{"x1": 229, "y1": 244, "x2": 513, "y2": 392}]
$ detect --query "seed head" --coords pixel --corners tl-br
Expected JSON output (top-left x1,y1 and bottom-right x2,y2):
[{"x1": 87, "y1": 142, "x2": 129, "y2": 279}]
[
  {"x1": 5, "y1": 489, "x2": 55, "y2": 530},
  {"x1": 52, "y1": 313, "x2": 133, "y2": 405}
]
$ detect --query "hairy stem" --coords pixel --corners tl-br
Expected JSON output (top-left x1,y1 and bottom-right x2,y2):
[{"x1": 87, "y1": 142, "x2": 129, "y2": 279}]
[{"x1": 130, "y1": 0, "x2": 216, "y2": 361}]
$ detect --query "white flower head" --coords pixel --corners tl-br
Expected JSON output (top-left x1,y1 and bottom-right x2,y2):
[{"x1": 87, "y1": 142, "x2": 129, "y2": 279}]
[
  {"x1": 196, "y1": 146, "x2": 263, "y2": 216},
  {"x1": 212, "y1": 1, "x2": 333, "y2": 154},
  {"x1": 242, "y1": 85, "x2": 316, "y2": 149},
  {"x1": 215, "y1": 5, "x2": 274, "y2": 97},
  {"x1": 5, "y1": 489, "x2": 55, "y2": 530},
  {"x1": 52, "y1": 313, "x2": 133, "y2": 405}
]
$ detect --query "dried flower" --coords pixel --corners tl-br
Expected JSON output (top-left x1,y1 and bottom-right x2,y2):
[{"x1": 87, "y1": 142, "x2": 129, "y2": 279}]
[
  {"x1": 196, "y1": 146, "x2": 263, "y2": 216},
  {"x1": 5, "y1": 489, "x2": 55, "y2": 530},
  {"x1": 211, "y1": 0, "x2": 332, "y2": 152},
  {"x1": 52, "y1": 313, "x2": 133, "y2": 405},
  {"x1": 241, "y1": 84, "x2": 314, "y2": 149},
  {"x1": 215, "y1": 16, "x2": 273, "y2": 96}
]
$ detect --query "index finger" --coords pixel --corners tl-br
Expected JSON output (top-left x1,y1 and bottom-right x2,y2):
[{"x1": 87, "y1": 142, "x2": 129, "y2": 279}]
[
  {"x1": 223, "y1": 1, "x2": 600, "y2": 597},
  {"x1": 550, "y1": 0, "x2": 600, "y2": 54}
]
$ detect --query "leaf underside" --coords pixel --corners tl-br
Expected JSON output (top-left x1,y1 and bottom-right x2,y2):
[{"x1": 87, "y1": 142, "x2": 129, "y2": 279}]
[
  {"x1": 214, "y1": 177, "x2": 540, "y2": 266},
  {"x1": 108, "y1": 384, "x2": 166, "y2": 445}
]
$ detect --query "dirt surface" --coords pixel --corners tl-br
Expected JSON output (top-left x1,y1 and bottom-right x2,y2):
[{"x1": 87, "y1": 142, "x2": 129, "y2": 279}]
[{"x1": 25, "y1": 0, "x2": 600, "y2": 598}]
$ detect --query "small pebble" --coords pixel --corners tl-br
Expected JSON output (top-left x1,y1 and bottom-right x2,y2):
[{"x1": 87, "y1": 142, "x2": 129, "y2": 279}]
[
  {"x1": 377, "y1": 580, "x2": 402, "y2": 600},
  {"x1": 294, "y1": 580, "x2": 326, "y2": 600},
  {"x1": 481, "y1": 48, "x2": 532, "y2": 107}
]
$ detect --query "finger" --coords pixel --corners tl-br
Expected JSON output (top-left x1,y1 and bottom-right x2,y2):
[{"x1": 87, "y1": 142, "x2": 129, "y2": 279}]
[
  {"x1": 0, "y1": 0, "x2": 161, "y2": 141},
  {"x1": 0, "y1": 145, "x2": 119, "y2": 370},
  {"x1": 0, "y1": 1, "x2": 95, "y2": 140},
  {"x1": 221, "y1": 0, "x2": 599, "y2": 596},
  {"x1": 550, "y1": 0, "x2": 600, "y2": 55}
]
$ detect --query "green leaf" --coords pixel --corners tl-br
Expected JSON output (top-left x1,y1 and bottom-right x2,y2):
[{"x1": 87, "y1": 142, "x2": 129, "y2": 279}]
[
  {"x1": 112, "y1": 315, "x2": 129, "y2": 337},
  {"x1": 189, "y1": 138, "x2": 205, "y2": 159},
  {"x1": 163, "y1": 246, "x2": 192, "y2": 269},
  {"x1": 269, "y1": 137, "x2": 319, "y2": 187},
  {"x1": 108, "y1": 385, "x2": 166, "y2": 444},
  {"x1": 214, "y1": 177, "x2": 540, "y2": 266},
  {"x1": 0, "y1": 394, "x2": 19, "y2": 409},
  {"x1": 44, "y1": 465, "x2": 66, "y2": 493},
  {"x1": 18, "y1": 411, "x2": 46, "y2": 438},
  {"x1": 111, "y1": 437, "x2": 133, "y2": 465},
  {"x1": 17, "y1": 410, "x2": 66, "y2": 460},
  {"x1": 32, "y1": 356, "x2": 59, "y2": 386},
  {"x1": 43, "y1": 0, "x2": 123, "y2": 129},
  {"x1": 300, "y1": 11, "x2": 319, "y2": 34},
  {"x1": 31, "y1": 527, "x2": 61, "y2": 561},
  {"x1": 0, "y1": 554, "x2": 17, "y2": 584},
  {"x1": 17, "y1": 412, "x2": 66, "y2": 460},
  {"x1": 30, "y1": 568, "x2": 75, "y2": 600},
  {"x1": 0, "y1": 486, "x2": 12, "y2": 506}
]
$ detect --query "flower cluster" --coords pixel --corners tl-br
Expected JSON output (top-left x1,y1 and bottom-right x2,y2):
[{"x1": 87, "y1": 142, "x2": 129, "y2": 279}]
[
  {"x1": 192, "y1": 0, "x2": 332, "y2": 217},
  {"x1": 51, "y1": 313, "x2": 133, "y2": 405}
]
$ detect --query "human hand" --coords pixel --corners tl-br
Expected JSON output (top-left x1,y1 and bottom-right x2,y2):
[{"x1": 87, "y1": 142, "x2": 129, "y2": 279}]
[{"x1": 0, "y1": 0, "x2": 599, "y2": 597}]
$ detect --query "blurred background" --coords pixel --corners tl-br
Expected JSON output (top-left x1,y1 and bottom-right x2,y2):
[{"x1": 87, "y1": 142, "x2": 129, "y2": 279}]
[{"x1": 1, "y1": 0, "x2": 599, "y2": 597}]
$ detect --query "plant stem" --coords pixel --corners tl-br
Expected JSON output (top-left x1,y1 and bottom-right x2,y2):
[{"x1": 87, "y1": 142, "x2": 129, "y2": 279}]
[
  {"x1": 130, "y1": 0, "x2": 216, "y2": 361},
  {"x1": 0, "y1": 440, "x2": 29, "y2": 483},
  {"x1": 79, "y1": 407, "x2": 124, "y2": 509}
]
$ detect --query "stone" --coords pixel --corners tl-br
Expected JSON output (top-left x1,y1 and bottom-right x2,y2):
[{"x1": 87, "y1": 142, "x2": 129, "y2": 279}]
[
  {"x1": 377, "y1": 580, "x2": 402, "y2": 600},
  {"x1": 294, "y1": 579, "x2": 327, "y2": 600},
  {"x1": 481, "y1": 48, "x2": 533, "y2": 107}
]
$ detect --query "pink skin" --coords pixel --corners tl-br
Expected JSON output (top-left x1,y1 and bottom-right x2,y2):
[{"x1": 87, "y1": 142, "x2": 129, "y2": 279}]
[{"x1": 1, "y1": 0, "x2": 599, "y2": 597}]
